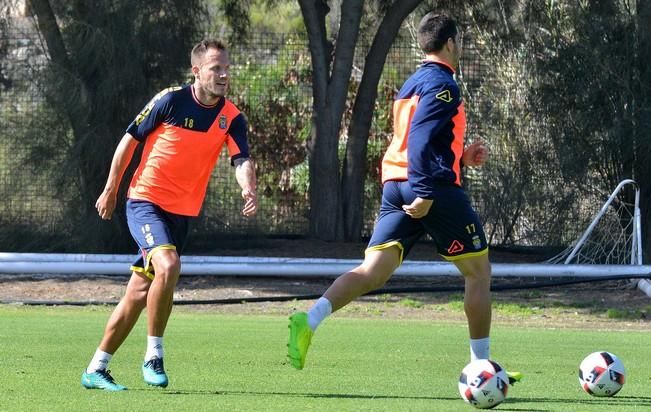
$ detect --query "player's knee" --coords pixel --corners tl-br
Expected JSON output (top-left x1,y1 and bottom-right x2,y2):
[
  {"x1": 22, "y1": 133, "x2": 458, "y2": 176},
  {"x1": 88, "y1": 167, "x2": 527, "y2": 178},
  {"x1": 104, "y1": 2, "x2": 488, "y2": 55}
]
[{"x1": 154, "y1": 259, "x2": 181, "y2": 281}]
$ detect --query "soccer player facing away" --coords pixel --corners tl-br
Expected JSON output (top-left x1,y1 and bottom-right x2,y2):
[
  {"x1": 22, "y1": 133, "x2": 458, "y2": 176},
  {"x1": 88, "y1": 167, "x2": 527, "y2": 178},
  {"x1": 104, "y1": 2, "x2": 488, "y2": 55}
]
[
  {"x1": 287, "y1": 12, "x2": 521, "y2": 384},
  {"x1": 81, "y1": 39, "x2": 257, "y2": 391}
]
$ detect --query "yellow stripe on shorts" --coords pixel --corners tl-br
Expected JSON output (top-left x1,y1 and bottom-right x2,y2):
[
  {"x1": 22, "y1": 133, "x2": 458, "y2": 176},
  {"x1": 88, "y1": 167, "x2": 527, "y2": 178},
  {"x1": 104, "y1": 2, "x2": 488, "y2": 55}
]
[
  {"x1": 365, "y1": 241, "x2": 405, "y2": 264},
  {"x1": 132, "y1": 244, "x2": 178, "y2": 280}
]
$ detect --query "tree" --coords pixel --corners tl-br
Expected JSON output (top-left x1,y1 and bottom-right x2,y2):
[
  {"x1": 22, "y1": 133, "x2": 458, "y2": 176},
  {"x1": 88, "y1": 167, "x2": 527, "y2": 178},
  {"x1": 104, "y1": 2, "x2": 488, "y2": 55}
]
[
  {"x1": 26, "y1": 0, "x2": 205, "y2": 251},
  {"x1": 633, "y1": 0, "x2": 651, "y2": 259},
  {"x1": 340, "y1": 0, "x2": 433, "y2": 241},
  {"x1": 0, "y1": 3, "x2": 11, "y2": 90},
  {"x1": 222, "y1": 0, "x2": 425, "y2": 241},
  {"x1": 531, "y1": 0, "x2": 651, "y2": 255},
  {"x1": 464, "y1": 0, "x2": 651, "y2": 251}
]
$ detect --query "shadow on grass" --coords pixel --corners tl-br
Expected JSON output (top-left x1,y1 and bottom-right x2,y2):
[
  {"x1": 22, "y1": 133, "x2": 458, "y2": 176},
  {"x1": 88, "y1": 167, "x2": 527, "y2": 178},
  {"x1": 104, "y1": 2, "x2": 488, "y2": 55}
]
[
  {"x1": 157, "y1": 388, "x2": 459, "y2": 401},
  {"x1": 508, "y1": 395, "x2": 651, "y2": 407},
  {"x1": 131, "y1": 388, "x2": 651, "y2": 411}
]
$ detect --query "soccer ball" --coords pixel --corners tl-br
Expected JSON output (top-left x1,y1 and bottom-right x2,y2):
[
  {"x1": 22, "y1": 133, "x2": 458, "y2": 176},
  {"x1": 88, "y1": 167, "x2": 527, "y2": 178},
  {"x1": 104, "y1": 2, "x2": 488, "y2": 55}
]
[
  {"x1": 458, "y1": 359, "x2": 509, "y2": 409},
  {"x1": 578, "y1": 351, "x2": 625, "y2": 397}
]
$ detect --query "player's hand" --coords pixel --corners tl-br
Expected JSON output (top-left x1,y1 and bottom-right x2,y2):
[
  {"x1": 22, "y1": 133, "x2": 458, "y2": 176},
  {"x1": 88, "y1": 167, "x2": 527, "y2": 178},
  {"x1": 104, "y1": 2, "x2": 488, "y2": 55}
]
[
  {"x1": 241, "y1": 188, "x2": 257, "y2": 217},
  {"x1": 95, "y1": 191, "x2": 117, "y2": 220},
  {"x1": 402, "y1": 197, "x2": 433, "y2": 219},
  {"x1": 462, "y1": 140, "x2": 489, "y2": 167}
]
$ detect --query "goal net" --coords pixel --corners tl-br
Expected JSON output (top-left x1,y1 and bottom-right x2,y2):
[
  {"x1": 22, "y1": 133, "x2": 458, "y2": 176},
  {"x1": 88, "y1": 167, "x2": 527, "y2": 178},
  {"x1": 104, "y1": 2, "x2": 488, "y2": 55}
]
[{"x1": 545, "y1": 179, "x2": 642, "y2": 266}]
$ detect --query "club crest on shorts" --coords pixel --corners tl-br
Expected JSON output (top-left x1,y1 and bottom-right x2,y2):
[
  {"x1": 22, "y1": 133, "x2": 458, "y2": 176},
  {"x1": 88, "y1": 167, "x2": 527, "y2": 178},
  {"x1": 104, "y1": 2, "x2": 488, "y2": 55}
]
[
  {"x1": 472, "y1": 235, "x2": 482, "y2": 250},
  {"x1": 218, "y1": 114, "x2": 228, "y2": 129},
  {"x1": 448, "y1": 239, "x2": 464, "y2": 254}
]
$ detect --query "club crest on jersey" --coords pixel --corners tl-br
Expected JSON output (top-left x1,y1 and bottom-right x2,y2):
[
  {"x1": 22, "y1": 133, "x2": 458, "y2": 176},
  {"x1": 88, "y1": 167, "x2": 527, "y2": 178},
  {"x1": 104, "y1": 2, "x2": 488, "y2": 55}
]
[
  {"x1": 218, "y1": 114, "x2": 228, "y2": 129},
  {"x1": 447, "y1": 239, "x2": 464, "y2": 254},
  {"x1": 436, "y1": 89, "x2": 453, "y2": 103}
]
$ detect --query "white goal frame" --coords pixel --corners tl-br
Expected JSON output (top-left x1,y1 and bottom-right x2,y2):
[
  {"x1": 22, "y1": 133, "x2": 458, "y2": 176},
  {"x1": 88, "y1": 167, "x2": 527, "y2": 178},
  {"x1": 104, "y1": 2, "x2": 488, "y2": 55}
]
[{"x1": 546, "y1": 179, "x2": 642, "y2": 266}]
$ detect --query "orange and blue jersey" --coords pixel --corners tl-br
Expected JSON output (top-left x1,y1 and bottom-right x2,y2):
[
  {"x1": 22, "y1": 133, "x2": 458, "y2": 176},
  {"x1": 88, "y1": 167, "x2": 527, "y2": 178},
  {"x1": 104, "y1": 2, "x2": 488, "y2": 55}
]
[
  {"x1": 381, "y1": 59, "x2": 466, "y2": 199},
  {"x1": 125, "y1": 85, "x2": 249, "y2": 216}
]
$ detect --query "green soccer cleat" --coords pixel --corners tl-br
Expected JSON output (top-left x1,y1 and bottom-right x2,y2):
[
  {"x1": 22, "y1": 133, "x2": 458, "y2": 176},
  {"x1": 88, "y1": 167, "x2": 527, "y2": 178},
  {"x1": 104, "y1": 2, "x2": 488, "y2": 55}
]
[
  {"x1": 81, "y1": 369, "x2": 127, "y2": 391},
  {"x1": 507, "y1": 371, "x2": 523, "y2": 385},
  {"x1": 142, "y1": 356, "x2": 169, "y2": 388},
  {"x1": 287, "y1": 312, "x2": 313, "y2": 370}
]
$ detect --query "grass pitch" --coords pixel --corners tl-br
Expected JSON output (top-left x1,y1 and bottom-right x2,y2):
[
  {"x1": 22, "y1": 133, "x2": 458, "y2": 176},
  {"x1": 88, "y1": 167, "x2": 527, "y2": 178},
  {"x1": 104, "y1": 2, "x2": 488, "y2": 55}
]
[{"x1": 0, "y1": 305, "x2": 650, "y2": 411}]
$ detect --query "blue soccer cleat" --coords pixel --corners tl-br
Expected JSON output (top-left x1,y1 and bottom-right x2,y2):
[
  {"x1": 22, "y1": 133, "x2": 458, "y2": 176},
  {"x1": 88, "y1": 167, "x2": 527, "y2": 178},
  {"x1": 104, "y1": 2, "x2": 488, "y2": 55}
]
[
  {"x1": 142, "y1": 356, "x2": 169, "y2": 388},
  {"x1": 81, "y1": 369, "x2": 127, "y2": 391}
]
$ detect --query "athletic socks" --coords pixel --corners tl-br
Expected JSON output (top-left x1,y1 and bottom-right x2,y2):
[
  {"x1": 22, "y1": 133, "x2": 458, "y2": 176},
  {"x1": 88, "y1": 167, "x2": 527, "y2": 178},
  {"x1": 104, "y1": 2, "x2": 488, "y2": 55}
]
[
  {"x1": 87, "y1": 337, "x2": 164, "y2": 373},
  {"x1": 470, "y1": 337, "x2": 490, "y2": 361},
  {"x1": 307, "y1": 297, "x2": 332, "y2": 331},
  {"x1": 87, "y1": 348, "x2": 112, "y2": 373},
  {"x1": 145, "y1": 336, "x2": 164, "y2": 361}
]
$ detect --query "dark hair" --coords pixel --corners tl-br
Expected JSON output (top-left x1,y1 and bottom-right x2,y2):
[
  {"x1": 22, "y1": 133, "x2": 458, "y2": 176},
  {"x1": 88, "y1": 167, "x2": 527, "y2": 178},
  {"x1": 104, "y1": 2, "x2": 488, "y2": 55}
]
[
  {"x1": 417, "y1": 12, "x2": 458, "y2": 53},
  {"x1": 191, "y1": 39, "x2": 228, "y2": 65}
]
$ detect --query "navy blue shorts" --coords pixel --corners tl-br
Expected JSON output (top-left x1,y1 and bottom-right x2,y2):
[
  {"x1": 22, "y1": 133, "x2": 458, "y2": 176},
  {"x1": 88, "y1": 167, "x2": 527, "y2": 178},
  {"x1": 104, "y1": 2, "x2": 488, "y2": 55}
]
[
  {"x1": 126, "y1": 199, "x2": 192, "y2": 279},
  {"x1": 367, "y1": 180, "x2": 488, "y2": 261}
]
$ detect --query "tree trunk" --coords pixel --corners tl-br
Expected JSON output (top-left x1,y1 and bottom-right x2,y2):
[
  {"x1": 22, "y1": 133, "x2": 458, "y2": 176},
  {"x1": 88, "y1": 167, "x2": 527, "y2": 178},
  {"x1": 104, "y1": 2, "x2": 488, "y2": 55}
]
[
  {"x1": 28, "y1": 0, "x2": 122, "y2": 251},
  {"x1": 341, "y1": 0, "x2": 424, "y2": 241},
  {"x1": 299, "y1": 0, "x2": 363, "y2": 240}
]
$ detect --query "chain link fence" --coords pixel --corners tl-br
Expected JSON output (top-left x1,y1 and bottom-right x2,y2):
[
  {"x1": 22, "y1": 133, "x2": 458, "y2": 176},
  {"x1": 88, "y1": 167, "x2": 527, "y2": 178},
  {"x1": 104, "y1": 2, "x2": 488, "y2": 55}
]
[{"x1": 0, "y1": 21, "x2": 597, "y2": 252}]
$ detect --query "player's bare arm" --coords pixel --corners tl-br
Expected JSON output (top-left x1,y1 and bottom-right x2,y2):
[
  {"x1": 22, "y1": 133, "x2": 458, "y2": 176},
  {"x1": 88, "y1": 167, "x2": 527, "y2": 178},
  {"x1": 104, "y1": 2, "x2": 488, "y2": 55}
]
[
  {"x1": 462, "y1": 140, "x2": 489, "y2": 167},
  {"x1": 234, "y1": 157, "x2": 257, "y2": 217},
  {"x1": 95, "y1": 133, "x2": 139, "y2": 220}
]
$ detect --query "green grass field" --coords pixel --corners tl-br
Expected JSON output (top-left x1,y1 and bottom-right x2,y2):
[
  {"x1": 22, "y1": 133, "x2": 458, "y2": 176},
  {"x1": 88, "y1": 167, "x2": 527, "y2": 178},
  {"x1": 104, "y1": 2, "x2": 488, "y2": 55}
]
[{"x1": 1, "y1": 305, "x2": 650, "y2": 411}]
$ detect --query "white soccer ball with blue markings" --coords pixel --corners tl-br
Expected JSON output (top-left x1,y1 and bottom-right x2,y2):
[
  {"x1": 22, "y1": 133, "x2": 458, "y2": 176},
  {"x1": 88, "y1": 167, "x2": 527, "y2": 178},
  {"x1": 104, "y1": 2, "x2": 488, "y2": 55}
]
[
  {"x1": 458, "y1": 359, "x2": 509, "y2": 409},
  {"x1": 578, "y1": 351, "x2": 625, "y2": 397}
]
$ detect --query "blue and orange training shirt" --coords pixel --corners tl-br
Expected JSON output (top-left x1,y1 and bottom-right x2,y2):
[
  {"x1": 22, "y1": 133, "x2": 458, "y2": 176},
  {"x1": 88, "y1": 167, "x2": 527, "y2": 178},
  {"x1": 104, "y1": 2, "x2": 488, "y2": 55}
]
[
  {"x1": 126, "y1": 84, "x2": 249, "y2": 216},
  {"x1": 381, "y1": 59, "x2": 466, "y2": 199}
]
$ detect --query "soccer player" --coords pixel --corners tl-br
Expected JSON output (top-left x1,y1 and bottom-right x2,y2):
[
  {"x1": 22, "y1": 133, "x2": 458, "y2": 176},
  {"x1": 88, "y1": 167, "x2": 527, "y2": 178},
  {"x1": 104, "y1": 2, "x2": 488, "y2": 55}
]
[
  {"x1": 287, "y1": 12, "x2": 521, "y2": 385},
  {"x1": 81, "y1": 39, "x2": 257, "y2": 391}
]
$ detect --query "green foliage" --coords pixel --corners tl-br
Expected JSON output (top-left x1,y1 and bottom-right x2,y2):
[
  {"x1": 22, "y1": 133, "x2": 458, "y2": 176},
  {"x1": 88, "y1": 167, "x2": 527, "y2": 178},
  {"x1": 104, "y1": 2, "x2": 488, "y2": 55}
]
[
  {"x1": 606, "y1": 308, "x2": 648, "y2": 320},
  {"x1": 230, "y1": 34, "x2": 311, "y2": 192},
  {"x1": 0, "y1": 63, "x2": 75, "y2": 249},
  {"x1": 398, "y1": 298, "x2": 424, "y2": 308},
  {"x1": 250, "y1": 1, "x2": 304, "y2": 34},
  {"x1": 18, "y1": 0, "x2": 207, "y2": 251},
  {"x1": 225, "y1": 34, "x2": 312, "y2": 232},
  {"x1": 3, "y1": 1, "x2": 649, "y2": 248},
  {"x1": 455, "y1": 1, "x2": 641, "y2": 247},
  {"x1": 532, "y1": 1, "x2": 642, "y2": 192},
  {"x1": 493, "y1": 302, "x2": 537, "y2": 316},
  {"x1": 289, "y1": 161, "x2": 309, "y2": 194},
  {"x1": 209, "y1": 0, "x2": 304, "y2": 43},
  {"x1": 0, "y1": 6, "x2": 10, "y2": 90},
  {"x1": 447, "y1": 299, "x2": 465, "y2": 311}
]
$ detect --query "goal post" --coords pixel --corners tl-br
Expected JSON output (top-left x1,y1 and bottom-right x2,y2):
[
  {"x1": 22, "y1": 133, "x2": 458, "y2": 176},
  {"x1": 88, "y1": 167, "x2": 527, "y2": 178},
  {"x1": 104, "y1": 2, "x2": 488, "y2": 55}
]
[
  {"x1": 544, "y1": 179, "x2": 650, "y2": 296},
  {"x1": 546, "y1": 179, "x2": 642, "y2": 266}
]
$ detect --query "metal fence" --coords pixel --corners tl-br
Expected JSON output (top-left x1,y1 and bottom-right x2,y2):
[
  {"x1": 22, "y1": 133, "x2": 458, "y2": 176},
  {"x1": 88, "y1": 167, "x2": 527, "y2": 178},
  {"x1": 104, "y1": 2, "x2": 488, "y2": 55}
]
[{"x1": 0, "y1": 22, "x2": 596, "y2": 252}]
